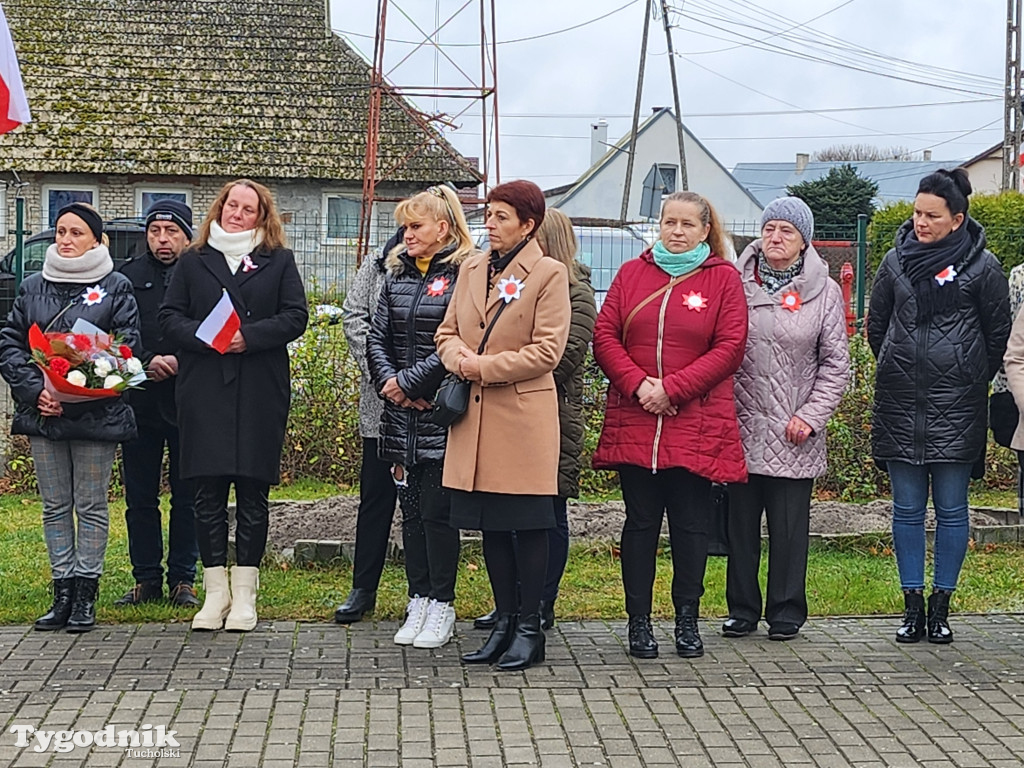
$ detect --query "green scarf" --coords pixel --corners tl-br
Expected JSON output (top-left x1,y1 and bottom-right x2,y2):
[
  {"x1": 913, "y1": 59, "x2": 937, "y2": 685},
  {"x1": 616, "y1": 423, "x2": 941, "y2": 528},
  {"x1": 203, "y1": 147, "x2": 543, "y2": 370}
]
[{"x1": 652, "y1": 240, "x2": 711, "y2": 277}]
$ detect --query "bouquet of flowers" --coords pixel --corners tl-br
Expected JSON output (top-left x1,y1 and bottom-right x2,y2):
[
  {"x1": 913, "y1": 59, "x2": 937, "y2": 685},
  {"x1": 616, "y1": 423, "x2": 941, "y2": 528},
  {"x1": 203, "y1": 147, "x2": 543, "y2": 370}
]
[{"x1": 28, "y1": 320, "x2": 145, "y2": 403}]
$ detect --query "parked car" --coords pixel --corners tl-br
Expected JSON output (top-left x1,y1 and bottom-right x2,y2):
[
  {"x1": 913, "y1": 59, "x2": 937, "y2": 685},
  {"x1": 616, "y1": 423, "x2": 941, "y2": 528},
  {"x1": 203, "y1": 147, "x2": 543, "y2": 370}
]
[
  {"x1": 0, "y1": 219, "x2": 147, "y2": 324},
  {"x1": 575, "y1": 226, "x2": 651, "y2": 309}
]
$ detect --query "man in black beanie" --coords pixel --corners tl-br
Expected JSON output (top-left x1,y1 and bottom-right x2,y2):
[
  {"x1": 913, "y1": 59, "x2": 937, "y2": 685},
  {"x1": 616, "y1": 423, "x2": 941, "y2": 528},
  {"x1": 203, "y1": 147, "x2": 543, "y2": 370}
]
[{"x1": 115, "y1": 200, "x2": 200, "y2": 607}]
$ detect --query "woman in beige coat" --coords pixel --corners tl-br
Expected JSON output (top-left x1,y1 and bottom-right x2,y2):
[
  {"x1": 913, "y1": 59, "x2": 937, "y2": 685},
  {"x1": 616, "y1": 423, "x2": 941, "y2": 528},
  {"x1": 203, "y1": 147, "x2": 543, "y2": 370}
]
[{"x1": 435, "y1": 180, "x2": 570, "y2": 672}]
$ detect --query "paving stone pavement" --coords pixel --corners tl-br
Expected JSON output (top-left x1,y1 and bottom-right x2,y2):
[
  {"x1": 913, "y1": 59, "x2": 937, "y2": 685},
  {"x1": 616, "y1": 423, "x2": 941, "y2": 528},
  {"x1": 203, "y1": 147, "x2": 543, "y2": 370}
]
[{"x1": 0, "y1": 615, "x2": 1022, "y2": 767}]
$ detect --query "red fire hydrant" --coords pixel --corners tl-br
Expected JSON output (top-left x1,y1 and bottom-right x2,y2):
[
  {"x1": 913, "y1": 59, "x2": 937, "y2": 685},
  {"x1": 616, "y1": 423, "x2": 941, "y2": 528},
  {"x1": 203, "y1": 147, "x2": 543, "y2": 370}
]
[{"x1": 840, "y1": 262, "x2": 855, "y2": 337}]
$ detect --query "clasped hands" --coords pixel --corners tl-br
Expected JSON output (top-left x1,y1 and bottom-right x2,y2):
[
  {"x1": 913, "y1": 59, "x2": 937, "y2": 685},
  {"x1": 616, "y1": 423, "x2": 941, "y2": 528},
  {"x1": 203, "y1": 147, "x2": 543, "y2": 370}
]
[
  {"x1": 636, "y1": 376, "x2": 676, "y2": 416},
  {"x1": 381, "y1": 377, "x2": 431, "y2": 411}
]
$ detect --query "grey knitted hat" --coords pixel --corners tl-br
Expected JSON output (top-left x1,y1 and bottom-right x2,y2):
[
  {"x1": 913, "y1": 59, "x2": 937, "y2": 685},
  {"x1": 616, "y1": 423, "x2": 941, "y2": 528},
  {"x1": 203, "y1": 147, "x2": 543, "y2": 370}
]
[{"x1": 761, "y1": 196, "x2": 813, "y2": 246}]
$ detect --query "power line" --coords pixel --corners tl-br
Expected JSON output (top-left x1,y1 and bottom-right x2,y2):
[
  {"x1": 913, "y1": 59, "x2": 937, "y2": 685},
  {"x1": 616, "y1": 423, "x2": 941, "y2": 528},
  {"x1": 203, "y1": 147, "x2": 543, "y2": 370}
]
[{"x1": 498, "y1": 128, "x2": 999, "y2": 141}]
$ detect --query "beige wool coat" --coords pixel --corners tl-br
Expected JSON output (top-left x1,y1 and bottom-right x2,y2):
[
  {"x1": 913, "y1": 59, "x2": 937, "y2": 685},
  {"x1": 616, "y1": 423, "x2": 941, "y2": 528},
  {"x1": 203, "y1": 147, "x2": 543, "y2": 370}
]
[
  {"x1": 1002, "y1": 305, "x2": 1024, "y2": 450},
  {"x1": 435, "y1": 239, "x2": 571, "y2": 494}
]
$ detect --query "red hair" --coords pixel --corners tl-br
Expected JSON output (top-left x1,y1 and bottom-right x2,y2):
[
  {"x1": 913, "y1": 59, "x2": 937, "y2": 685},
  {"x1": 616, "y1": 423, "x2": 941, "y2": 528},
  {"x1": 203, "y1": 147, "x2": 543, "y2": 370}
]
[{"x1": 486, "y1": 180, "x2": 546, "y2": 235}]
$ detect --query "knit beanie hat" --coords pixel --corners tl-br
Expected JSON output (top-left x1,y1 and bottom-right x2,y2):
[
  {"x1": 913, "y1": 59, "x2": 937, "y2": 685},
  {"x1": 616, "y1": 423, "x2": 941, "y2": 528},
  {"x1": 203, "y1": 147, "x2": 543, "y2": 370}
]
[
  {"x1": 761, "y1": 196, "x2": 814, "y2": 247},
  {"x1": 146, "y1": 199, "x2": 194, "y2": 240}
]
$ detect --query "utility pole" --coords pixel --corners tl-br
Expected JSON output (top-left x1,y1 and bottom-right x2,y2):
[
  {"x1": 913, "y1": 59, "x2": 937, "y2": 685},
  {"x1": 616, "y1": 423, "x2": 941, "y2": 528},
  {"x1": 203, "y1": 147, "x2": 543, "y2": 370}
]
[
  {"x1": 1004, "y1": 0, "x2": 1023, "y2": 191},
  {"x1": 621, "y1": 0, "x2": 653, "y2": 223},
  {"x1": 659, "y1": 0, "x2": 688, "y2": 191}
]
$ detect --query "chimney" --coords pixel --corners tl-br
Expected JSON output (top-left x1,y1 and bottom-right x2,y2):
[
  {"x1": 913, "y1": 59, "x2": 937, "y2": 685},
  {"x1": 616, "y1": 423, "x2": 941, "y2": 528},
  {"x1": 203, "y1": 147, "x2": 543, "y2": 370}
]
[
  {"x1": 795, "y1": 153, "x2": 809, "y2": 173},
  {"x1": 923, "y1": 149, "x2": 932, "y2": 161},
  {"x1": 591, "y1": 120, "x2": 608, "y2": 166}
]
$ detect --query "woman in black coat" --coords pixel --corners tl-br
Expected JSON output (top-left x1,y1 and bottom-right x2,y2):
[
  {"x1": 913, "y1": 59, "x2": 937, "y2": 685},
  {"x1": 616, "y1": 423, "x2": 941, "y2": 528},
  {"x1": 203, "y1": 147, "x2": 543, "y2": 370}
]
[
  {"x1": 366, "y1": 185, "x2": 476, "y2": 650},
  {"x1": 159, "y1": 179, "x2": 308, "y2": 633},
  {"x1": 0, "y1": 203, "x2": 140, "y2": 633},
  {"x1": 868, "y1": 168, "x2": 1010, "y2": 645}
]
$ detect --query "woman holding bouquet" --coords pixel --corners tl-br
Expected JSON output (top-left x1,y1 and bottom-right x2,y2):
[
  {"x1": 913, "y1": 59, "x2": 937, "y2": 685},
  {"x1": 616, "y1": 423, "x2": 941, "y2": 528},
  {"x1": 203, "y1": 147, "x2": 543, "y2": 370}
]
[
  {"x1": 160, "y1": 179, "x2": 308, "y2": 632},
  {"x1": 0, "y1": 203, "x2": 141, "y2": 633}
]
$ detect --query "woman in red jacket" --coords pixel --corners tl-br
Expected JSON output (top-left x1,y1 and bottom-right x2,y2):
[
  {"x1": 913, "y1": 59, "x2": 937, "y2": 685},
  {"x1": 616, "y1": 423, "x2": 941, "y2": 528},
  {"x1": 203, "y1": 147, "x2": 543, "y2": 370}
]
[{"x1": 593, "y1": 191, "x2": 748, "y2": 660}]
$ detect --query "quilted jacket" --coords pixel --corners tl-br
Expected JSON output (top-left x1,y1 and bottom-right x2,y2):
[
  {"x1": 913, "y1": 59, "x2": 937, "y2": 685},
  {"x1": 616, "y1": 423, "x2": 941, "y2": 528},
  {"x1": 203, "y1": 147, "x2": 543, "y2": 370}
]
[
  {"x1": 367, "y1": 247, "x2": 463, "y2": 467},
  {"x1": 868, "y1": 218, "x2": 1010, "y2": 465},
  {"x1": 734, "y1": 242, "x2": 850, "y2": 479},
  {"x1": 592, "y1": 249, "x2": 748, "y2": 483}
]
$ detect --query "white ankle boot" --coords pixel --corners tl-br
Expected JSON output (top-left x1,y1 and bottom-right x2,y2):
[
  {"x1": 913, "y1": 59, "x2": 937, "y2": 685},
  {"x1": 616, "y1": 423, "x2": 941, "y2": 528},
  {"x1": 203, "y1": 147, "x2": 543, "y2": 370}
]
[
  {"x1": 191, "y1": 566, "x2": 231, "y2": 631},
  {"x1": 225, "y1": 566, "x2": 260, "y2": 632}
]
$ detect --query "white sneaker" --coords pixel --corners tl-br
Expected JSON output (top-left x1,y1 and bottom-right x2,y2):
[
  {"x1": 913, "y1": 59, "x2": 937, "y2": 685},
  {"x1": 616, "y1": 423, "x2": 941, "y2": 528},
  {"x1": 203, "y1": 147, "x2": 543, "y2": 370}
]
[
  {"x1": 394, "y1": 596, "x2": 430, "y2": 645},
  {"x1": 413, "y1": 600, "x2": 456, "y2": 649}
]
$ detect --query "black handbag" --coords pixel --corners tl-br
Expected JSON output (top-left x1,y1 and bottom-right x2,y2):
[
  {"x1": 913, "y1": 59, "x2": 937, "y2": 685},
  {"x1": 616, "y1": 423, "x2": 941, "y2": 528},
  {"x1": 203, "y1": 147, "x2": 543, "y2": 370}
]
[
  {"x1": 426, "y1": 297, "x2": 513, "y2": 427},
  {"x1": 707, "y1": 483, "x2": 730, "y2": 557},
  {"x1": 990, "y1": 391, "x2": 1019, "y2": 449}
]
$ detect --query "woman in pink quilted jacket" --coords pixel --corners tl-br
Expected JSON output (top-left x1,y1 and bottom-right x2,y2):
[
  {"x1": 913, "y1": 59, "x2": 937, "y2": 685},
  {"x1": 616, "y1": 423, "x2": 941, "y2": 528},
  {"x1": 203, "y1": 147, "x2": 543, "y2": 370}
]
[{"x1": 725, "y1": 197, "x2": 850, "y2": 642}]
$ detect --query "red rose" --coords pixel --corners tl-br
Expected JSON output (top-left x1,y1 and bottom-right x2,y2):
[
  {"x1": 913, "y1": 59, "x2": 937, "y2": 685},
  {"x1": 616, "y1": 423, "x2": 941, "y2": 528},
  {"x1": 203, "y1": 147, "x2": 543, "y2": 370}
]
[
  {"x1": 118, "y1": 345, "x2": 133, "y2": 359},
  {"x1": 49, "y1": 357, "x2": 70, "y2": 377}
]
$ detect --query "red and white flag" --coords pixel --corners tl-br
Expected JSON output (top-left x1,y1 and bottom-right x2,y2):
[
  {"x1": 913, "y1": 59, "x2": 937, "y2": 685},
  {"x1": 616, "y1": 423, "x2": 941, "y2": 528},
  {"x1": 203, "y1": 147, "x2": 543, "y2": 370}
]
[
  {"x1": 196, "y1": 291, "x2": 240, "y2": 354},
  {"x1": 0, "y1": 5, "x2": 30, "y2": 134}
]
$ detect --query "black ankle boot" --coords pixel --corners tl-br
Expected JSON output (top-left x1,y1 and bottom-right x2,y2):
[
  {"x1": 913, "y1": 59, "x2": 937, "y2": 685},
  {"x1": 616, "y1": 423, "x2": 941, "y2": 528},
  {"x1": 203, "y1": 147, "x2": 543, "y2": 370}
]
[
  {"x1": 333, "y1": 588, "x2": 376, "y2": 624},
  {"x1": 496, "y1": 614, "x2": 546, "y2": 671},
  {"x1": 34, "y1": 578, "x2": 76, "y2": 631},
  {"x1": 473, "y1": 608, "x2": 498, "y2": 630},
  {"x1": 539, "y1": 599, "x2": 555, "y2": 630},
  {"x1": 896, "y1": 590, "x2": 926, "y2": 643},
  {"x1": 628, "y1": 615, "x2": 658, "y2": 659},
  {"x1": 463, "y1": 613, "x2": 518, "y2": 664},
  {"x1": 674, "y1": 602, "x2": 704, "y2": 658},
  {"x1": 927, "y1": 590, "x2": 953, "y2": 644},
  {"x1": 66, "y1": 577, "x2": 99, "y2": 633}
]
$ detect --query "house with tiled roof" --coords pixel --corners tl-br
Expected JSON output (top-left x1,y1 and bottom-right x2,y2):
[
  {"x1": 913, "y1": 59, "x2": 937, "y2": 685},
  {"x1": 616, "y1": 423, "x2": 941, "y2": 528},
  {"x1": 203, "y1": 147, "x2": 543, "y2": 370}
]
[{"x1": 0, "y1": 0, "x2": 480, "y2": 286}]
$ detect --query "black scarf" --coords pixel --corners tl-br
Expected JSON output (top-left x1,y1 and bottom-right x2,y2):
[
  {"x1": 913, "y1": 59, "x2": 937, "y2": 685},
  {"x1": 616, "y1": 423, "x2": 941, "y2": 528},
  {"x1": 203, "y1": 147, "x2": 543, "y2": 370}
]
[
  {"x1": 487, "y1": 237, "x2": 530, "y2": 293},
  {"x1": 898, "y1": 219, "x2": 977, "y2": 321}
]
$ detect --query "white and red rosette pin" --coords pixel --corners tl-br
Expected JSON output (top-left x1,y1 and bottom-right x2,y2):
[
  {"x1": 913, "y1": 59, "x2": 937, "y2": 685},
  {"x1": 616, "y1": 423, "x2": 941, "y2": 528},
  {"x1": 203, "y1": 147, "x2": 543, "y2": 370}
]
[
  {"x1": 683, "y1": 291, "x2": 708, "y2": 312},
  {"x1": 425, "y1": 275, "x2": 450, "y2": 297},
  {"x1": 82, "y1": 285, "x2": 108, "y2": 306},
  {"x1": 496, "y1": 275, "x2": 524, "y2": 303}
]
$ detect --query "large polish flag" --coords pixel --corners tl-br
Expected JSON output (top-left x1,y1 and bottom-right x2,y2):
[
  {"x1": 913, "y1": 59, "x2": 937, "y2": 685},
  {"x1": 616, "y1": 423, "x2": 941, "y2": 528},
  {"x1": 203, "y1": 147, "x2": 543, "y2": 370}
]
[
  {"x1": 0, "y1": 4, "x2": 30, "y2": 134},
  {"x1": 196, "y1": 291, "x2": 241, "y2": 354}
]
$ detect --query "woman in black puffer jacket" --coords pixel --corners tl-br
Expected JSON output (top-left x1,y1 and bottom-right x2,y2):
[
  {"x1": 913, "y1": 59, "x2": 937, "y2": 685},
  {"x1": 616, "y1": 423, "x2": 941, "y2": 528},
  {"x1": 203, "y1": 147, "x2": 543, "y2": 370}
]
[
  {"x1": 0, "y1": 204, "x2": 140, "y2": 634},
  {"x1": 868, "y1": 168, "x2": 1010, "y2": 646},
  {"x1": 366, "y1": 185, "x2": 476, "y2": 650}
]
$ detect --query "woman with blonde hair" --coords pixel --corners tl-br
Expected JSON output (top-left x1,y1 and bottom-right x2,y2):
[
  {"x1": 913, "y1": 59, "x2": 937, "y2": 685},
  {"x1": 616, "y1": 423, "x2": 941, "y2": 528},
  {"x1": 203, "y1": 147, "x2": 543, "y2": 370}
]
[
  {"x1": 160, "y1": 179, "x2": 308, "y2": 632},
  {"x1": 366, "y1": 184, "x2": 475, "y2": 649}
]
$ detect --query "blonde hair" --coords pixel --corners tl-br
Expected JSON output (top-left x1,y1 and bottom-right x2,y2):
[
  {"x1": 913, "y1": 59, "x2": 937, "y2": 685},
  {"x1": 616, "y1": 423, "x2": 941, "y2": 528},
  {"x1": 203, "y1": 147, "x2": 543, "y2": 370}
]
[
  {"x1": 661, "y1": 191, "x2": 728, "y2": 260},
  {"x1": 536, "y1": 209, "x2": 579, "y2": 285},
  {"x1": 387, "y1": 185, "x2": 474, "y2": 271},
  {"x1": 196, "y1": 179, "x2": 287, "y2": 250}
]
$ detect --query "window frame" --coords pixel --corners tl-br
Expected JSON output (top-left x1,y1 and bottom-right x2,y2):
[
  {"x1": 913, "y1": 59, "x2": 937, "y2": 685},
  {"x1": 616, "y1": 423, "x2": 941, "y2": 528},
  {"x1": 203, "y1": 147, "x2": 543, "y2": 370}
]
[
  {"x1": 134, "y1": 187, "x2": 193, "y2": 218},
  {"x1": 41, "y1": 184, "x2": 99, "y2": 228},
  {"x1": 321, "y1": 192, "x2": 366, "y2": 244}
]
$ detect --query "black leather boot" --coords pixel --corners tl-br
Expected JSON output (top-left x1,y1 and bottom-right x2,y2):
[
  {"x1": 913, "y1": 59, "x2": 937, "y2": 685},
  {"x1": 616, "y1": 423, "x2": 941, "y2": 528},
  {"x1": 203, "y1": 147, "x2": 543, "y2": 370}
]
[
  {"x1": 66, "y1": 577, "x2": 99, "y2": 633},
  {"x1": 628, "y1": 615, "x2": 658, "y2": 659},
  {"x1": 473, "y1": 608, "x2": 498, "y2": 630},
  {"x1": 895, "y1": 590, "x2": 926, "y2": 643},
  {"x1": 333, "y1": 588, "x2": 376, "y2": 624},
  {"x1": 674, "y1": 602, "x2": 704, "y2": 658},
  {"x1": 927, "y1": 590, "x2": 954, "y2": 644},
  {"x1": 463, "y1": 613, "x2": 518, "y2": 663},
  {"x1": 539, "y1": 599, "x2": 555, "y2": 630},
  {"x1": 34, "y1": 578, "x2": 76, "y2": 631},
  {"x1": 497, "y1": 614, "x2": 546, "y2": 671}
]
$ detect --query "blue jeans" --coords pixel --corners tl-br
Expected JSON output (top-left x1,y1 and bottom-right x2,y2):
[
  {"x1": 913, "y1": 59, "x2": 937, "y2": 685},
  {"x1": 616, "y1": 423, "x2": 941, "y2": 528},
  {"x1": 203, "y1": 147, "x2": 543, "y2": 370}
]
[{"x1": 888, "y1": 461, "x2": 972, "y2": 592}]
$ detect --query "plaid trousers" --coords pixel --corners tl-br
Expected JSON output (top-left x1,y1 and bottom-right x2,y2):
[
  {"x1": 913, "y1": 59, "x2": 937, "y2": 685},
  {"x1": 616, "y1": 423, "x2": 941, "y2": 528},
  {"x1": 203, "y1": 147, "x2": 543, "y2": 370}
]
[{"x1": 29, "y1": 438, "x2": 117, "y2": 579}]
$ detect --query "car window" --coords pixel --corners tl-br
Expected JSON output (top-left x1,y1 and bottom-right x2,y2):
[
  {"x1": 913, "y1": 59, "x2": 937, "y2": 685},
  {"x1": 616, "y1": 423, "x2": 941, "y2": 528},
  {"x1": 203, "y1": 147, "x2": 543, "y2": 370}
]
[
  {"x1": 23, "y1": 240, "x2": 49, "y2": 273},
  {"x1": 577, "y1": 231, "x2": 647, "y2": 294},
  {"x1": 108, "y1": 230, "x2": 146, "y2": 266}
]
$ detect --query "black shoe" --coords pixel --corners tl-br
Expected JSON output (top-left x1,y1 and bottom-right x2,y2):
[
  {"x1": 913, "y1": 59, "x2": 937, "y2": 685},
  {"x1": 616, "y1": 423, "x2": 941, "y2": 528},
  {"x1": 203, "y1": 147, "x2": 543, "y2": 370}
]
[
  {"x1": 927, "y1": 590, "x2": 954, "y2": 644},
  {"x1": 169, "y1": 582, "x2": 201, "y2": 607},
  {"x1": 473, "y1": 608, "x2": 498, "y2": 630},
  {"x1": 721, "y1": 617, "x2": 757, "y2": 638},
  {"x1": 463, "y1": 613, "x2": 518, "y2": 664},
  {"x1": 34, "y1": 578, "x2": 76, "y2": 631},
  {"x1": 333, "y1": 588, "x2": 377, "y2": 624},
  {"x1": 496, "y1": 614, "x2": 546, "y2": 671},
  {"x1": 896, "y1": 590, "x2": 926, "y2": 643},
  {"x1": 114, "y1": 580, "x2": 163, "y2": 606},
  {"x1": 675, "y1": 602, "x2": 704, "y2": 658},
  {"x1": 767, "y1": 623, "x2": 800, "y2": 641},
  {"x1": 628, "y1": 615, "x2": 658, "y2": 659},
  {"x1": 539, "y1": 599, "x2": 555, "y2": 631},
  {"x1": 65, "y1": 577, "x2": 99, "y2": 634}
]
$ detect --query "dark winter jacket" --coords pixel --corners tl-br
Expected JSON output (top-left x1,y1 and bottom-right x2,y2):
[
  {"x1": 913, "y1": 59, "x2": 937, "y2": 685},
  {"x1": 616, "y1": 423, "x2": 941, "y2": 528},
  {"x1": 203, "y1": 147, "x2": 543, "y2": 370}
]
[
  {"x1": 554, "y1": 263, "x2": 597, "y2": 499},
  {"x1": 120, "y1": 250, "x2": 180, "y2": 426},
  {"x1": 868, "y1": 218, "x2": 1011, "y2": 466},
  {"x1": 367, "y1": 247, "x2": 464, "y2": 466},
  {"x1": 158, "y1": 243, "x2": 309, "y2": 484},
  {"x1": 0, "y1": 270, "x2": 141, "y2": 442}
]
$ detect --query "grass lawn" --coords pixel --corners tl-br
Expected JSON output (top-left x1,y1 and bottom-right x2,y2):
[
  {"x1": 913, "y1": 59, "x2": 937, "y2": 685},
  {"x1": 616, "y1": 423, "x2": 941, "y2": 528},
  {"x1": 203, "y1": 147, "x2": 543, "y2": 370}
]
[{"x1": 1, "y1": 490, "x2": 1023, "y2": 625}]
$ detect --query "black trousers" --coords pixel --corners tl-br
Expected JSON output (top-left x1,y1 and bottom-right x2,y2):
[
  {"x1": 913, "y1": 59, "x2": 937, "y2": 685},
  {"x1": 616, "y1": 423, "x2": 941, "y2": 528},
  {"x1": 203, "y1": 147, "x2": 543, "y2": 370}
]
[
  {"x1": 619, "y1": 465, "x2": 711, "y2": 616},
  {"x1": 543, "y1": 496, "x2": 570, "y2": 603},
  {"x1": 726, "y1": 474, "x2": 814, "y2": 628},
  {"x1": 351, "y1": 438, "x2": 399, "y2": 592},
  {"x1": 195, "y1": 476, "x2": 270, "y2": 568},
  {"x1": 398, "y1": 461, "x2": 459, "y2": 603}
]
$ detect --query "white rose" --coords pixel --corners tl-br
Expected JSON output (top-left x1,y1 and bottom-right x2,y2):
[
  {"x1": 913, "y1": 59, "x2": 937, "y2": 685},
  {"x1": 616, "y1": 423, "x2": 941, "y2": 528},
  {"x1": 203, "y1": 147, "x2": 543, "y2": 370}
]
[
  {"x1": 126, "y1": 357, "x2": 143, "y2": 375},
  {"x1": 66, "y1": 370, "x2": 87, "y2": 387},
  {"x1": 103, "y1": 374, "x2": 124, "y2": 390},
  {"x1": 93, "y1": 358, "x2": 112, "y2": 377}
]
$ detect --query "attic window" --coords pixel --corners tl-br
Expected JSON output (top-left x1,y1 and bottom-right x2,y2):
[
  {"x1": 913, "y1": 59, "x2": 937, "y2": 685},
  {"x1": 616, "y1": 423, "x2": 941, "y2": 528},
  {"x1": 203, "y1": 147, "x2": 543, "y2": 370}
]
[
  {"x1": 639, "y1": 164, "x2": 677, "y2": 219},
  {"x1": 42, "y1": 185, "x2": 98, "y2": 228}
]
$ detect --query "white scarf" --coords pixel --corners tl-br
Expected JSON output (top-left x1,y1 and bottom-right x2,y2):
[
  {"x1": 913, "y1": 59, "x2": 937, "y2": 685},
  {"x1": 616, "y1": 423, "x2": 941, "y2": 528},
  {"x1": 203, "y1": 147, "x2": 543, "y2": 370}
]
[
  {"x1": 208, "y1": 220, "x2": 264, "y2": 274},
  {"x1": 41, "y1": 243, "x2": 114, "y2": 284}
]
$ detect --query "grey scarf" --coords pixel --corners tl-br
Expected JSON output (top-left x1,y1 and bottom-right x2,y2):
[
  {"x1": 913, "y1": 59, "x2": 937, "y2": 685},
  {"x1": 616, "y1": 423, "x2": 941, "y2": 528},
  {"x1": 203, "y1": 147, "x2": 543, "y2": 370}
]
[
  {"x1": 757, "y1": 253, "x2": 804, "y2": 295},
  {"x1": 41, "y1": 243, "x2": 114, "y2": 284}
]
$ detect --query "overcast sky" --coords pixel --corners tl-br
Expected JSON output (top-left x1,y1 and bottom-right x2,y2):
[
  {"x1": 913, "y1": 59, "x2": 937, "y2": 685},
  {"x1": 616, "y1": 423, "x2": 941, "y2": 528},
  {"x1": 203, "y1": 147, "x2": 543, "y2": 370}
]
[{"x1": 329, "y1": 0, "x2": 1005, "y2": 190}]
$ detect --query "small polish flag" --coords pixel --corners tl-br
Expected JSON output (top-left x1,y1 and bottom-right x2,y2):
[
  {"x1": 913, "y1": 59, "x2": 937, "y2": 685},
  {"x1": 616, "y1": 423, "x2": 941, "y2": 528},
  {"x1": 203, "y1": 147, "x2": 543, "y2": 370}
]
[
  {"x1": 0, "y1": 6, "x2": 31, "y2": 135},
  {"x1": 195, "y1": 291, "x2": 240, "y2": 354}
]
